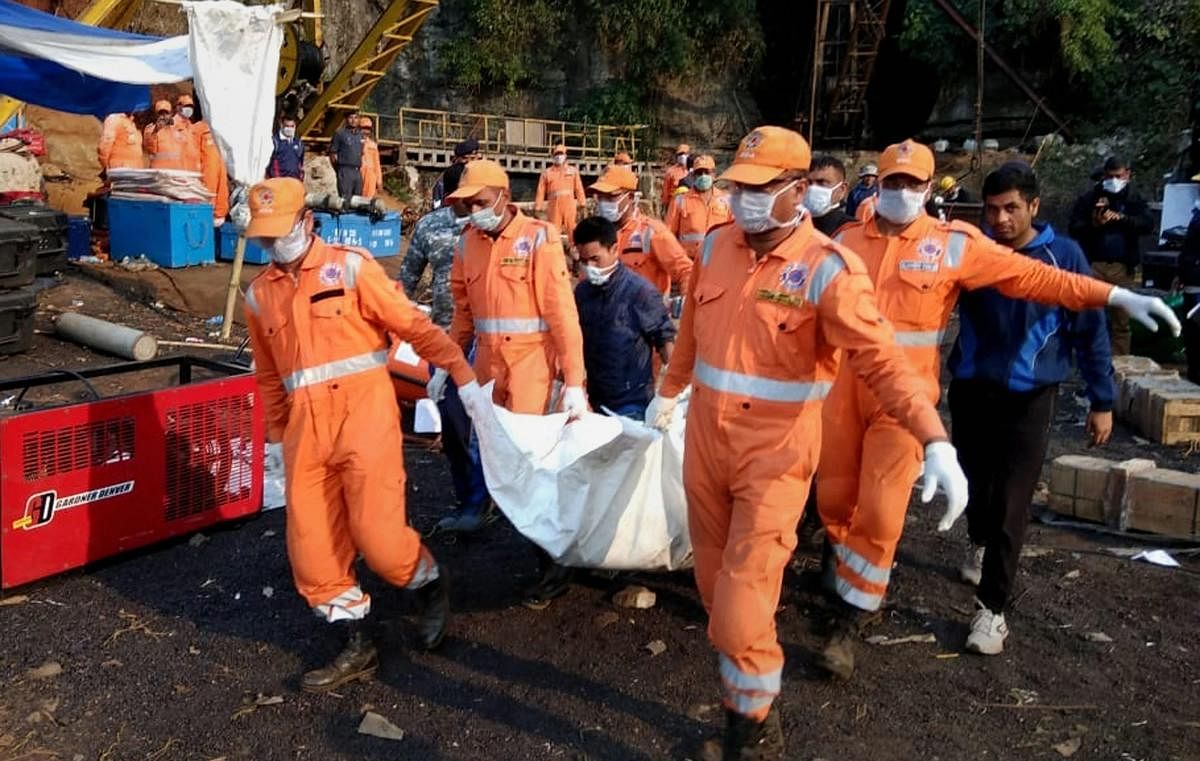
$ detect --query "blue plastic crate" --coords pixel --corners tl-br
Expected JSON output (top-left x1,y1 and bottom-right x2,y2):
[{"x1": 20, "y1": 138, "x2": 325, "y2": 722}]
[
  {"x1": 364, "y1": 212, "x2": 401, "y2": 257},
  {"x1": 67, "y1": 216, "x2": 90, "y2": 260},
  {"x1": 107, "y1": 199, "x2": 214, "y2": 268},
  {"x1": 314, "y1": 212, "x2": 401, "y2": 257},
  {"x1": 217, "y1": 224, "x2": 271, "y2": 265}
]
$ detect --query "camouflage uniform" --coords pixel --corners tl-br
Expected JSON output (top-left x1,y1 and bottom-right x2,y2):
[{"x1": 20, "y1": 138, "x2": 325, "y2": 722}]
[{"x1": 400, "y1": 206, "x2": 463, "y2": 329}]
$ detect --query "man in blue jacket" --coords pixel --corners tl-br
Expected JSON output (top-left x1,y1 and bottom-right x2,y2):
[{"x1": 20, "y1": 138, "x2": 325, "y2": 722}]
[
  {"x1": 573, "y1": 215, "x2": 675, "y2": 420},
  {"x1": 267, "y1": 116, "x2": 305, "y2": 180},
  {"x1": 949, "y1": 162, "x2": 1114, "y2": 656}
]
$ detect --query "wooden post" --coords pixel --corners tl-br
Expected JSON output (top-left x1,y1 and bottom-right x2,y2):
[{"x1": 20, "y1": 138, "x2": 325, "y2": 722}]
[{"x1": 220, "y1": 235, "x2": 247, "y2": 341}]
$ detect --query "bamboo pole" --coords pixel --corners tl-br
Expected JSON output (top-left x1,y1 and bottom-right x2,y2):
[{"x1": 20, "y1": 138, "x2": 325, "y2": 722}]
[{"x1": 219, "y1": 235, "x2": 246, "y2": 341}]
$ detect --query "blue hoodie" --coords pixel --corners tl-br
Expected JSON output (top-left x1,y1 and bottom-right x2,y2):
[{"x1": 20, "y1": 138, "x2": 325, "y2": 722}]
[{"x1": 948, "y1": 223, "x2": 1115, "y2": 411}]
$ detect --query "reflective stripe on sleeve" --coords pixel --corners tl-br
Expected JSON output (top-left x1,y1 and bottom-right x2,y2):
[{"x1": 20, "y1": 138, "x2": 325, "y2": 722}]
[
  {"x1": 694, "y1": 359, "x2": 831, "y2": 403},
  {"x1": 893, "y1": 329, "x2": 944, "y2": 347},
  {"x1": 244, "y1": 283, "x2": 259, "y2": 315},
  {"x1": 700, "y1": 232, "x2": 719, "y2": 266},
  {"x1": 945, "y1": 231, "x2": 968, "y2": 268},
  {"x1": 679, "y1": 233, "x2": 705, "y2": 243},
  {"x1": 281, "y1": 350, "x2": 389, "y2": 393},
  {"x1": 404, "y1": 550, "x2": 440, "y2": 590},
  {"x1": 806, "y1": 253, "x2": 846, "y2": 306}
]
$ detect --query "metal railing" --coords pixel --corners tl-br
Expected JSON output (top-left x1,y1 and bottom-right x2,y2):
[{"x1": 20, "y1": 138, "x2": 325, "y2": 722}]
[{"x1": 388, "y1": 107, "x2": 648, "y2": 161}]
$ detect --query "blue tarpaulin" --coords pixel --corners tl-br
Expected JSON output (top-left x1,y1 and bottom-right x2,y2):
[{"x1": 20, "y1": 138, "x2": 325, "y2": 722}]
[{"x1": 0, "y1": 0, "x2": 191, "y2": 117}]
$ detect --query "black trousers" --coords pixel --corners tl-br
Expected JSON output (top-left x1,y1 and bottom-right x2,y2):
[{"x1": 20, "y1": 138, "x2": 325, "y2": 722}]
[
  {"x1": 949, "y1": 378, "x2": 1056, "y2": 614},
  {"x1": 1183, "y1": 289, "x2": 1200, "y2": 385},
  {"x1": 336, "y1": 164, "x2": 363, "y2": 199}
]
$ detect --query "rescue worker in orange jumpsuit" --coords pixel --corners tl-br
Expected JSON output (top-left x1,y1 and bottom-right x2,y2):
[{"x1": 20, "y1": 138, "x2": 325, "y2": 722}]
[
  {"x1": 243, "y1": 177, "x2": 485, "y2": 692},
  {"x1": 645, "y1": 127, "x2": 970, "y2": 760},
  {"x1": 665, "y1": 154, "x2": 732, "y2": 259},
  {"x1": 144, "y1": 100, "x2": 201, "y2": 172},
  {"x1": 438, "y1": 159, "x2": 588, "y2": 607},
  {"x1": 179, "y1": 96, "x2": 230, "y2": 225},
  {"x1": 97, "y1": 112, "x2": 144, "y2": 172},
  {"x1": 660, "y1": 142, "x2": 690, "y2": 212},
  {"x1": 359, "y1": 117, "x2": 383, "y2": 198},
  {"x1": 816, "y1": 139, "x2": 1181, "y2": 680},
  {"x1": 534, "y1": 144, "x2": 586, "y2": 238},
  {"x1": 590, "y1": 164, "x2": 693, "y2": 297}
]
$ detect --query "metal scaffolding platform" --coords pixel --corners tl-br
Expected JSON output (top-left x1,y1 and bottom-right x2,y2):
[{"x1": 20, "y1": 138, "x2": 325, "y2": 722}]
[{"x1": 806, "y1": 0, "x2": 891, "y2": 146}]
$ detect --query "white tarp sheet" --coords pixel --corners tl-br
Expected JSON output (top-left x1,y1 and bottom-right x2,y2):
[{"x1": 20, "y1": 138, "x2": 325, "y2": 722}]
[
  {"x1": 473, "y1": 383, "x2": 692, "y2": 571},
  {"x1": 184, "y1": 1, "x2": 282, "y2": 186}
]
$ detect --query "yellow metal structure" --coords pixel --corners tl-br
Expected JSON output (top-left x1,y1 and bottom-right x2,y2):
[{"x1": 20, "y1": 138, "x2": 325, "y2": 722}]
[
  {"x1": 298, "y1": 0, "x2": 439, "y2": 141},
  {"x1": 393, "y1": 107, "x2": 646, "y2": 161},
  {"x1": 0, "y1": 0, "x2": 144, "y2": 126}
]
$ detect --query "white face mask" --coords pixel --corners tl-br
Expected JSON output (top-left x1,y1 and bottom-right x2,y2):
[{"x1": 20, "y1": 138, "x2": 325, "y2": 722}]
[
  {"x1": 281, "y1": 127, "x2": 296, "y2": 139},
  {"x1": 180, "y1": 106, "x2": 194, "y2": 119},
  {"x1": 1102, "y1": 177, "x2": 1128, "y2": 194},
  {"x1": 803, "y1": 183, "x2": 841, "y2": 217},
  {"x1": 553, "y1": 154, "x2": 566, "y2": 165},
  {"x1": 730, "y1": 181, "x2": 798, "y2": 234},
  {"x1": 676, "y1": 154, "x2": 688, "y2": 166},
  {"x1": 270, "y1": 218, "x2": 311, "y2": 264},
  {"x1": 875, "y1": 187, "x2": 928, "y2": 225},
  {"x1": 470, "y1": 194, "x2": 506, "y2": 232},
  {"x1": 585, "y1": 261, "x2": 619, "y2": 285},
  {"x1": 597, "y1": 195, "x2": 627, "y2": 222},
  {"x1": 452, "y1": 214, "x2": 470, "y2": 231}
]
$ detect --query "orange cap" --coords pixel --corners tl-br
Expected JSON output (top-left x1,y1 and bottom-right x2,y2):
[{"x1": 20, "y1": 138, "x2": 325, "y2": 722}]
[
  {"x1": 154, "y1": 100, "x2": 172, "y2": 114},
  {"x1": 675, "y1": 144, "x2": 691, "y2": 155},
  {"x1": 446, "y1": 159, "x2": 510, "y2": 200},
  {"x1": 176, "y1": 94, "x2": 194, "y2": 107},
  {"x1": 693, "y1": 154, "x2": 716, "y2": 171},
  {"x1": 359, "y1": 116, "x2": 373, "y2": 127},
  {"x1": 719, "y1": 126, "x2": 811, "y2": 185},
  {"x1": 614, "y1": 151, "x2": 633, "y2": 164},
  {"x1": 552, "y1": 144, "x2": 567, "y2": 155},
  {"x1": 878, "y1": 139, "x2": 935, "y2": 183},
  {"x1": 245, "y1": 178, "x2": 306, "y2": 238},
  {"x1": 590, "y1": 164, "x2": 638, "y2": 193}
]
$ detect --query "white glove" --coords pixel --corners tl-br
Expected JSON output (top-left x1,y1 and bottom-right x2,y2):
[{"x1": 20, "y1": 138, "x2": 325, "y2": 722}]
[
  {"x1": 644, "y1": 393, "x2": 677, "y2": 431},
  {"x1": 426, "y1": 367, "x2": 449, "y2": 402},
  {"x1": 1108, "y1": 287, "x2": 1182, "y2": 336},
  {"x1": 457, "y1": 380, "x2": 487, "y2": 420},
  {"x1": 920, "y1": 441, "x2": 969, "y2": 531},
  {"x1": 561, "y1": 386, "x2": 588, "y2": 421}
]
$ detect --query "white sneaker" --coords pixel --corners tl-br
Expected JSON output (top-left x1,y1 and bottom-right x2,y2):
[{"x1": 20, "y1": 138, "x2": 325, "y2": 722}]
[
  {"x1": 960, "y1": 544, "x2": 985, "y2": 586},
  {"x1": 966, "y1": 603, "x2": 1008, "y2": 655}
]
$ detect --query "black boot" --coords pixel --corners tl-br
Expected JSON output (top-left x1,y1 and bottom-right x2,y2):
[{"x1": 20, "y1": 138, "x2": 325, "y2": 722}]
[
  {"x1": 413, "y1": 568, "x2": 450, "y2": 650},
  {"x1": 722, "y1": 706, "x2": 784, "y2": 760},
  {"x1": 817, "y1": 602, "x2": 881, "y2": 681},
  {"x1": 301, "y1": 621, "x2": 378, "y2": 693},
  {"x1": 819, "y1": 536, "x2": 837, "y2": 597}
]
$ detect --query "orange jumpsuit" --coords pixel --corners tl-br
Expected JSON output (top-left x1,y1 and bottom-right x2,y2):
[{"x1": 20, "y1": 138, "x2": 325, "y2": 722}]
[
  {"x1": 190, "y1": 121, "x2": 229, "y2": 220},
  {"x1": 144, "y1": 119, "x2": 201, "y2": 172},
  {"x1": 660, "y1": 163, "x2": 688, "y2": 210},
  {"x1": 817, "y1": 216, "x2": 1114, "y2": 612},
  {"x1": 449, "y1": 209, "x2": 585, "y2": 414},
  {"x1": 665, "y1": 188, "x2": 732, "y2": 259},
  {"x1": 534, "y1": 164, "x2": 586, "y2": 237},
  {"x1": 97, "y1": 113, "x2": 144, "y2": 170},
  {"x1": 361, "y1": 139, "x2": 383, "y2": 198},
  {"x1": 617, "y1": 210, "x2": 694, "y2": 296},
  {"x1": 245, "y1": 236, "x2": 474, "y2": 619},
  {"x1": 661, "y1": 218, "x2": 946, "y2": 721}
]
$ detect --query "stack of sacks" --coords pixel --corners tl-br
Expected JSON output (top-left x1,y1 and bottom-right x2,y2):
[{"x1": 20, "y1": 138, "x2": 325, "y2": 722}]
[{"x1": 107, "y1": 167, "x2": 213, "y2": 203}]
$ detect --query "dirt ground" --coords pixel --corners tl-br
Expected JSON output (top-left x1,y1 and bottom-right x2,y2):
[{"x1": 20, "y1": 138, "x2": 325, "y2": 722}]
[{"x1": 1, "y1": 268, "x2": 1198, "y2": 761}]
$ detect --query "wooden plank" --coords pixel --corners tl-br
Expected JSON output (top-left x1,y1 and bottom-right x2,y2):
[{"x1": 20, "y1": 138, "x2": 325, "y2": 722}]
[
  {"x1": 1047, "y1": 455, "x2": 1115, "y2": 524},
  {"x1": 1115, "y1": 369, "x2": 1178, "y2": 422},
  {"x1": 1131, "y1": 377, "x2": 1200, "y2": 444},
  {"x1": 1124, "y1": 469, "x2": 1200, "y2": 537}
]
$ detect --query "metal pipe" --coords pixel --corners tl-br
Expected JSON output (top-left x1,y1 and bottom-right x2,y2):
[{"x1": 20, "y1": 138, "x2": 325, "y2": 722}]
[{"x1": 930, "y1": 0, "x2": 1074, "y2": 140}]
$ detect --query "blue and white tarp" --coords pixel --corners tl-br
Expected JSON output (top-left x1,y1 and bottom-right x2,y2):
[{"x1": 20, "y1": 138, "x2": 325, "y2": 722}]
[{"x1": 0, "y1": 0, "x2": 190, "y2": 117}]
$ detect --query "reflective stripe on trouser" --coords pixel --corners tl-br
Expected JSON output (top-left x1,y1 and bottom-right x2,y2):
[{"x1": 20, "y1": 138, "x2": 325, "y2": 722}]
[
  {"x1": 285, "y1": 376, "x2": 434, "y2": 614},
  {"x1": 679, "y1": 232, "x2": 705, "y2": 243},
  {"x1": 684, "y1": 395, "x2": 816, "y2": 720},
  {"x1": 282, "y1": 350, "x2": 389, "y2": 393},
  {"x1": 314, "y1": 584, "x2": 371, "y2": 622},
  {"x1": 893, "y1": 329, "x2": 944, "y2": 347},
  {"x1": 816, "y1": 376, "x2": 924, "y2": 612}
]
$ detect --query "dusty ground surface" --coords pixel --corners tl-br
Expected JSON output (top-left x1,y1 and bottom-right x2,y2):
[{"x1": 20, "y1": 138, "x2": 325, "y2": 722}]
[{"x1": 1, "y1": 269, "x2": 1198, "y2": 761}]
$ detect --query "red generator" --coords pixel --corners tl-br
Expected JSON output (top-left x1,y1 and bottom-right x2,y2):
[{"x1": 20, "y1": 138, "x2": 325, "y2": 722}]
[{"x1": 0, "y1": 357, "x2": 265, "y2": 589}]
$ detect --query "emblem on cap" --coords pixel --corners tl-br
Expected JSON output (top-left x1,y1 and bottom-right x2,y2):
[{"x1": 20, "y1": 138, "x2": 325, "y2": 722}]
[
  {"x1": 896, "y1": 142, "x2": 912, "y2": 164},
  {"x1": 254, "y1": 187, "x2": 274, "y2": 208},
  {"x1": 739, "y1": 130, "x2": 764, "y2": 158},
  {"x1": 779, "y1": 262, "x2": 809, "y2": 292}
]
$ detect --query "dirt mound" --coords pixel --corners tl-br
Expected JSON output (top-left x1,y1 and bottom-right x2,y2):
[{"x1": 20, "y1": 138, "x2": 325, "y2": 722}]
[{"x1": 23, "y1": 105, "x2": 101, "y2": 215}]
